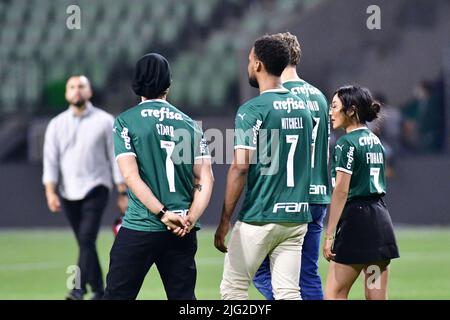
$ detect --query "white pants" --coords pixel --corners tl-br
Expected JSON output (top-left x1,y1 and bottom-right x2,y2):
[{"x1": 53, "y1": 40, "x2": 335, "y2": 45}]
[{"x1": 220, "y1": 220, "x2": 308, "y2": 300}]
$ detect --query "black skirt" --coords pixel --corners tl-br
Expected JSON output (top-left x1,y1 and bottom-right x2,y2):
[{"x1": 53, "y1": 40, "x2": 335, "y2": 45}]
[{"x1": 332, "y1": 196, "x2": 400, "y2": 265}]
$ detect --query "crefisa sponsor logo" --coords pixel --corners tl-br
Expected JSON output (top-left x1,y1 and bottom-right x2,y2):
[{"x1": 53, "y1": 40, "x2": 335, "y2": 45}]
[
  {"x1": 346, "y1": 146, "x2": 355, "y2": 170},
  {"x1": 141, "y1": 107, "x2": 183, "y2": 121},
  {"x1": 272, "y1": 97, "x2": 305, "y2": 113}
]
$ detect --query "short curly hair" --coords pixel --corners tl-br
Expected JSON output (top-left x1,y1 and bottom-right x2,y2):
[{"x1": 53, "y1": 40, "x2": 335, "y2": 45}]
[
  {"x1": 253, "y1": 35, "x2": 290, "y2": 77},
  {"x1": 271, "y1": 32, "x2": 302, "y2": 66}
]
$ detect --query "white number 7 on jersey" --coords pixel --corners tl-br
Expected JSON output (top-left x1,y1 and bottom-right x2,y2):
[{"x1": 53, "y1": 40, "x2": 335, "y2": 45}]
[
  {"x1": 311, "y1": 117, "x2": 320, "y2": 169},
  {"x1": 160, "y1": 140, "x2": 176, "y2": 192},
  {"x1": 286, "y1": 135, "x2": 299, "y2": 187},
  {"x1": 370, "y1": 167, "x2": 383, "y2": 194}
]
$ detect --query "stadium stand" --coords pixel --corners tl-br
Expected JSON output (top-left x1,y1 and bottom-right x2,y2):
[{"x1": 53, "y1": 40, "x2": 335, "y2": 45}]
[
  {"x1": 0, "y1": 0, "x2": 448, "y2": 228},
  {"x1": 0, "y1": 0, "x2": 325, "y2": 117}
]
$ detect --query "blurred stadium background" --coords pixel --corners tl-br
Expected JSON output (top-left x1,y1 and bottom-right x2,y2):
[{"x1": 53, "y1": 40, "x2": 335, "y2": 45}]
[{"x1": 0, "y1": 0, "x2": 449, "y2": 299}]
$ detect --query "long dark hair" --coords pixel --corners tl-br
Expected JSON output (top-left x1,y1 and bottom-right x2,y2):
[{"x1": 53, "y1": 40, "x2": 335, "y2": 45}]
[{"x1": 333, "y1": 85, "x2": 381, "y2": 123}]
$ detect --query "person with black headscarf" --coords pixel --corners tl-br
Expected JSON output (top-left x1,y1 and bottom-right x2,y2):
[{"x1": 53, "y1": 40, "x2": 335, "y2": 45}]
[
  {"x1": 132, "y1": 53, "x2": 172, "y2": 99},
  {"x1": 103, "y1": 53, "x2": 214, "y2": 300}
]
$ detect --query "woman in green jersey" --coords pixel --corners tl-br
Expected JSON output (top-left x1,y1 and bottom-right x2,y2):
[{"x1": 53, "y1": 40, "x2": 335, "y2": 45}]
[{"x1": 323, "y1": 85, "x2": 399, "y2": 300}]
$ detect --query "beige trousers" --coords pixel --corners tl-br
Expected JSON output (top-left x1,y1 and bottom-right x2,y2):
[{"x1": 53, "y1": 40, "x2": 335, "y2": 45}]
[{"x1": 220, "y1": 220, "x2": 308, "y2": 300}]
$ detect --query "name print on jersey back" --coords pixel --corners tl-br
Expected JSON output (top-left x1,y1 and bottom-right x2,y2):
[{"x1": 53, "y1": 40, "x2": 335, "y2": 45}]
[{"x1": 234, "y1": 89, "x2": 313, "y2": 224}]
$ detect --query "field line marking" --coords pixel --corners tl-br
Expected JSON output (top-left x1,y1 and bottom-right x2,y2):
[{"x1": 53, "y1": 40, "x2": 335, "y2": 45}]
[{"x1": 0, "y1": 262, "x2": 63, "y2": 271}]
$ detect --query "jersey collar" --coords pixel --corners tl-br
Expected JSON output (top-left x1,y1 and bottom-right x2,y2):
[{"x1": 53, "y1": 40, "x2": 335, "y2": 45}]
[
  {"x1": 349, "y1": 126, "x2": 368, "y2": 133},
  {"x1": 139, "y1": 99, "x2": 170, "y2": 105},
  {"x1": 282, "y1": 78, "x2": 304, "y2": 84},
  {"x1": 260, "y1": 88, "x2": 290, "y2": 95}
]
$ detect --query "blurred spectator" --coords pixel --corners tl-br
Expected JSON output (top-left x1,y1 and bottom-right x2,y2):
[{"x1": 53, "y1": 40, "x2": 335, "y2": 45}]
[
  {"x1": 401, "y1": 80, "x2": 445, "y2": 154},
  {"x1": 401, "y1": 81, "x2": 428, "y2": 153},
  {"x1": 423, "y1": 76, "x2": 446, "y2": 153},
  {"x1": 368, "y1": 93, "x2": 401, "y2": 178},
  {"x1": 42, "y1": 75, "x2": 127, "y2": 300}
]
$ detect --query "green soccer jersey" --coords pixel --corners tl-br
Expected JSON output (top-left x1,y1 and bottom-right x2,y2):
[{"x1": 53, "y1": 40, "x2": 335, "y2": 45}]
[
  {"x1": 283, "y1": 79, "x2": 331, "y2": 204},
  {"x1": 331, "y1": 127, "x2": 386, "y2": 200},
  {"x1": 234, "y1": 88, "x2": 313, "y2": 224},
  {"x1": 113, "y1": 99, "x2": 210, "y2": 232}
]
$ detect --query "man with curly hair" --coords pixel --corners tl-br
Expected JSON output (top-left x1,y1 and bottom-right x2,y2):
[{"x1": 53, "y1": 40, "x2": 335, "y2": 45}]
[{"x1": 214, "y1": 35, "x2": 313, "y2": 300}]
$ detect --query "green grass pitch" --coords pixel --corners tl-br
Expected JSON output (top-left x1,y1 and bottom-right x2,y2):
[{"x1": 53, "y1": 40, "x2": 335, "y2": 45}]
[{"x1": 0, "y1": 227, "x2": 449, "y2": 299}]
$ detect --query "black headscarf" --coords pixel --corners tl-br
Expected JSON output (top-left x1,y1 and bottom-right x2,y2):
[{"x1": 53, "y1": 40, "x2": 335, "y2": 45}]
[{"x1": 132, "y1": 53, "x2": 172, "y2": 99}]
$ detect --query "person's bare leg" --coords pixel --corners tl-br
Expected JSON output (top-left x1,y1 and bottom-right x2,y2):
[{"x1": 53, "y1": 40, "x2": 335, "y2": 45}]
[
  {"x1": 325, "y1": 261, "x2": 364, "y2": 300},
  {"x1": 363, "y1": 260, "x2": 390, "y2": 300}
]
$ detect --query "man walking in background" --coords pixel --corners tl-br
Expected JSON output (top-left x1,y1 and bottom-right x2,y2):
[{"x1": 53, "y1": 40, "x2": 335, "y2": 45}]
[
  {"x1": 253, "y1": 32, "x2": 331, "y2": 300},
  {"x1": 42, "y1": 75, "x2": 127, "y2": 300}
]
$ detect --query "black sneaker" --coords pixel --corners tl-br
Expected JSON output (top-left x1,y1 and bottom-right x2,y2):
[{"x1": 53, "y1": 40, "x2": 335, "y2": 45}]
[{"x1": 66, "y1": 289, "x2": 84, "y2": 300}]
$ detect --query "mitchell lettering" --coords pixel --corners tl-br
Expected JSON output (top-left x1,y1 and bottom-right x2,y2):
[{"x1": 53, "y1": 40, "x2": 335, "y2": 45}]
[{"x1": 281, "y1": 117, "x2": 304, "y2": 130}]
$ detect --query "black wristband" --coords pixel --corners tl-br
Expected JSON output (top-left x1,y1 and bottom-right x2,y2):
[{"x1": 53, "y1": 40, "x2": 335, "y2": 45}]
[
  {"x1": 119, "y1": 191, "x2": 128, "y2": 197},
  {"x1": 157, "y1": 206, "x2": 168, "y2": 220}
]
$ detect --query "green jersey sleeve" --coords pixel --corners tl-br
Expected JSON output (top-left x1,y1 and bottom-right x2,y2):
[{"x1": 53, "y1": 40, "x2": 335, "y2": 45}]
[
  {"x1": 234, "y1": 104, "x2": 262, "y2": 150},
  {"x1": 335, "y1": 138, "x2": 355, "y2": 175},
  {"x1": 113, "y1": 116, "x2": 137, "y2": 159}
]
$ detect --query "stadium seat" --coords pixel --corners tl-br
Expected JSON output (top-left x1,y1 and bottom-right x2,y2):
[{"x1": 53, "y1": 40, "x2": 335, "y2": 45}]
[{"x1": 0, "y1": 0, "x2": 285, "y2": 115}]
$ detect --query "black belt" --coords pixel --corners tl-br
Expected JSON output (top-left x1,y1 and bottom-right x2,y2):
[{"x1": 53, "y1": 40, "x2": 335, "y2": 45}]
[{"x1": 347, "y1": 195, "x2": 383, "y2": 204}]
